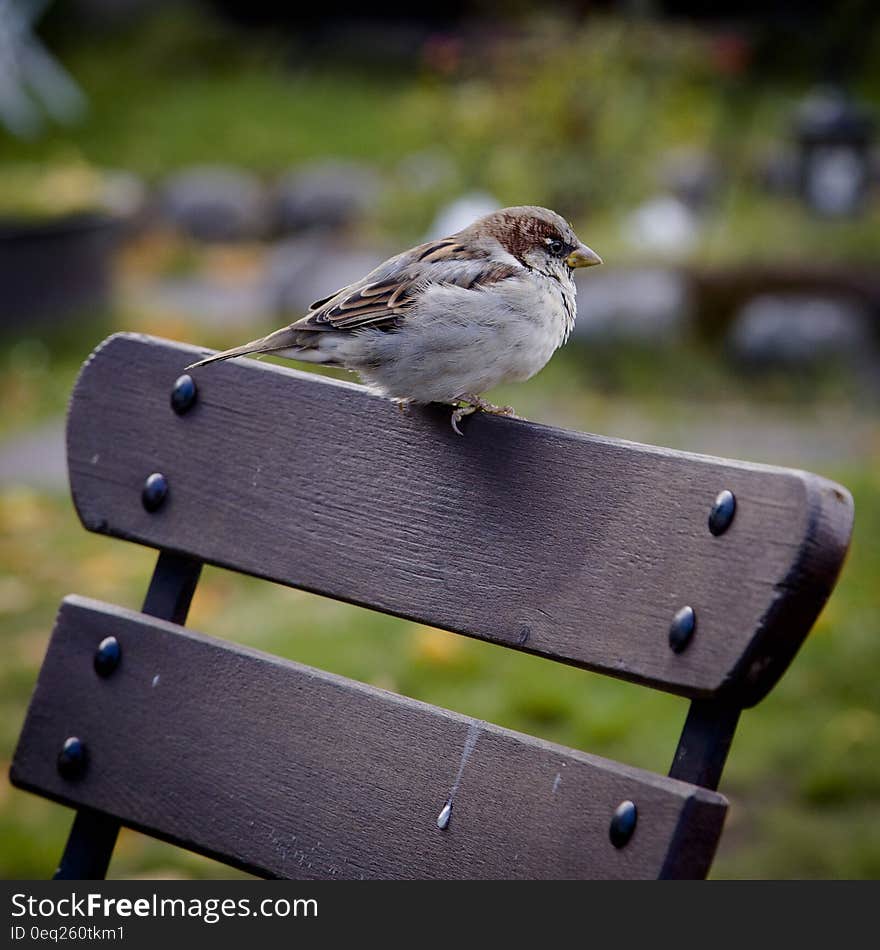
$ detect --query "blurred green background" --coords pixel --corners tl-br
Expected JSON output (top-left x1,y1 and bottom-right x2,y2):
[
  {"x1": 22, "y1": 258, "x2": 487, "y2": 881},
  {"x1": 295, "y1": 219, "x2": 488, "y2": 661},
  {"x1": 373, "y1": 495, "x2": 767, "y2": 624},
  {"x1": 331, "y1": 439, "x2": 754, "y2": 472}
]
[{"x1": 1, "y1": 1, "x2": 878, "y2": 879}]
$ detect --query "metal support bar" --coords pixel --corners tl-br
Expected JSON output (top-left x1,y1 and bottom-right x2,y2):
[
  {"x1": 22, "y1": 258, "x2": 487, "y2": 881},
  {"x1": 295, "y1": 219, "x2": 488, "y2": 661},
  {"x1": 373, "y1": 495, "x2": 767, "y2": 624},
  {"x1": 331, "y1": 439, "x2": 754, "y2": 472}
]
[
  {"x1": 141, "y1": 551, "x2": 203, "y2": 624},
  {"x1": 53, "y1": 551, "x2": 202, "y2": 879},
  {"x1": 51, "y1": 807, "x2": 120, "y2": 881},
  {"x1": 669, "y1": 698, "x2": 741, "y2": 792}
]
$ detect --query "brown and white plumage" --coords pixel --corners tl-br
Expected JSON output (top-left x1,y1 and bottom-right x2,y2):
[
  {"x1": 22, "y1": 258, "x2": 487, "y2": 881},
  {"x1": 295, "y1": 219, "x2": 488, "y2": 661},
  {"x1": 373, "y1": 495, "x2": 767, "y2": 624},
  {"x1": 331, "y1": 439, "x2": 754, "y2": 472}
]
[{"x1": 188, "y1": 206, "x2": 602, "y2": 432}]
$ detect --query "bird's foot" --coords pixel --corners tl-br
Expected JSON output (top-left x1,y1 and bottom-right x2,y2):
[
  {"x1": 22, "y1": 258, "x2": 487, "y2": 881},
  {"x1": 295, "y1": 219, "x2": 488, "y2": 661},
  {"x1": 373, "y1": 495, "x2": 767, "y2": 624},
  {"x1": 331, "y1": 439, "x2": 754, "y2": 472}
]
[
  {"x1": 450, "y1": 403, "x2": 477, "y2": 436},
  {"x1": 450, "y1": 394, "x2": 518, "y2": 435},
  {"x1": 461, "y1": 393, "x2": 517, "y2": 417},
  {"x1": 393, "y1": 398, "x2": 411, "y2": 414}
]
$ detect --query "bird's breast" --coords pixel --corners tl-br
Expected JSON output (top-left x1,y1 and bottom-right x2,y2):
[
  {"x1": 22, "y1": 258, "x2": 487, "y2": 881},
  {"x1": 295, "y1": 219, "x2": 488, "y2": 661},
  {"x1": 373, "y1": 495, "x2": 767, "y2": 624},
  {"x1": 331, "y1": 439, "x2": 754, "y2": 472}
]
[
  {"x1": 338, "y1": 274, "x2": 576, "y2": 402},
  {"x1": 500, "y1": 273, "x2": 576, "y2": 346}
]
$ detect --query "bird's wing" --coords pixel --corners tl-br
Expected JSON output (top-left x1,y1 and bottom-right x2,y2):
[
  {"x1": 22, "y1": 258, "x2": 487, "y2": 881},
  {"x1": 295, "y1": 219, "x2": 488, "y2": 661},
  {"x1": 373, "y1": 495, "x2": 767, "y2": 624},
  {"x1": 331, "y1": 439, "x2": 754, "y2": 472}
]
[
  {"x1": 184, "y1": 240, "x2": 522, "y2": 370},
  {"x1": 295, "y1": 239, "x2": 520, "y2": 333}
]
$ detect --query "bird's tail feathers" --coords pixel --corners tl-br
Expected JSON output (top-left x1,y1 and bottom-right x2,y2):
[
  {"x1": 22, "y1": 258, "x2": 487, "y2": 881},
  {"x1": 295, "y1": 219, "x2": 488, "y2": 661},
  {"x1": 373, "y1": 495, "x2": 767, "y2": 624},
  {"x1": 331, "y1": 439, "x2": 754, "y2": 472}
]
[{"x1": 186, "y1": 326, "x2": 306, "y2": 370}]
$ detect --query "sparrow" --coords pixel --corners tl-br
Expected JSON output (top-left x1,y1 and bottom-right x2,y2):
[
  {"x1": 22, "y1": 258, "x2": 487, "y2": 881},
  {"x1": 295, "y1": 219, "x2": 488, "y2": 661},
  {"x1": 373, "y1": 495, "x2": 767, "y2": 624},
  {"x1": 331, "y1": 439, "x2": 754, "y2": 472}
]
[{"x1": 187, "y1": 205, "x2": 602, "y2": 434}]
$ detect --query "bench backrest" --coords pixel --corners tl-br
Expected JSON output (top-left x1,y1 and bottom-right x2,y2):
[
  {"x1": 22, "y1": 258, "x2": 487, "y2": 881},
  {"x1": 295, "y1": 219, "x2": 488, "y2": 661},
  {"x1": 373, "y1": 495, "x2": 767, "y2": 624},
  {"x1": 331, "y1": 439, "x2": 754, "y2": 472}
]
[{"x1": 11, "y1": 333, "x2": 854, "y2": 879}]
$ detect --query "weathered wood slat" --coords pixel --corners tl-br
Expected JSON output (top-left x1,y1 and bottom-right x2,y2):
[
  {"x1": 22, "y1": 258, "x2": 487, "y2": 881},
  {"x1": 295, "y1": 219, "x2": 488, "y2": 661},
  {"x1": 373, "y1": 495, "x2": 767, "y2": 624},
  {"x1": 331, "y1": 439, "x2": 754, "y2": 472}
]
[
  {"x1": 66, "y1": 333, "x2": 854, "y2": 705},
  {"x1": 53, "y1": 550, "x2": 204, "y2": 879},
  {"x1": 11, "y1": 597, "x2": 727, "y2": 880}
]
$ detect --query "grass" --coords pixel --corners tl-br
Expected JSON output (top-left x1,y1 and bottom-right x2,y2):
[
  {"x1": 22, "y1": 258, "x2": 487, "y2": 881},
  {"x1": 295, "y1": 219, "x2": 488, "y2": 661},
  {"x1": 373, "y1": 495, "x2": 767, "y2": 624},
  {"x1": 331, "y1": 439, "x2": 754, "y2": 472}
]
[{"x1": 2, "y1": 11, "x2": 416, "y2": 176}]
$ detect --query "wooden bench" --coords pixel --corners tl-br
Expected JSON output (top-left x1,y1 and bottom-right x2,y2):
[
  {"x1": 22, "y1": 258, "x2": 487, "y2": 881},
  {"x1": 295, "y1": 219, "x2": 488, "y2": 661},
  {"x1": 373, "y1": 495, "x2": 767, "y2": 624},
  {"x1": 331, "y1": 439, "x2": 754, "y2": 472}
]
[{"x1": 10, "y1": 332, "x2": 854, "y2": 879}]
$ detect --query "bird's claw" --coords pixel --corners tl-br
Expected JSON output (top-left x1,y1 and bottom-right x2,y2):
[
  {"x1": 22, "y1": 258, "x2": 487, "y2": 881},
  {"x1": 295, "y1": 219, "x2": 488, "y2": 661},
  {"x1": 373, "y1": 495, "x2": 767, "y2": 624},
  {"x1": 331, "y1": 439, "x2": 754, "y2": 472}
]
[
  {"x1": 450, "y1": 403, "x2": 477, "y2": 436},
  {"x1": 450, "y1": 395, "x2": 518, "y2": 434}
]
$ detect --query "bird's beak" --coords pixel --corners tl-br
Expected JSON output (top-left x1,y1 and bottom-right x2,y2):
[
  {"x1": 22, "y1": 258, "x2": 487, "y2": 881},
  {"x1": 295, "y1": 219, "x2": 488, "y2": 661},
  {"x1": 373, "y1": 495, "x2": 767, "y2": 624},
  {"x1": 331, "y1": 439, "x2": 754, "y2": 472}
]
[{"x1": 566, "y1": 244, "x2": 603, "y2": 269}]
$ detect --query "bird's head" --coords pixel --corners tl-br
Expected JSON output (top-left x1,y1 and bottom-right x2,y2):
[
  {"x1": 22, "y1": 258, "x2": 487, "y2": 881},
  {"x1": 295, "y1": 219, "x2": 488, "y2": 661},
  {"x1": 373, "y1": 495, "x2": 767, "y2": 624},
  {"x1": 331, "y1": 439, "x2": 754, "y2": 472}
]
[{"x1": 461, "y1": 205, "x2": 602, "y2": 279}]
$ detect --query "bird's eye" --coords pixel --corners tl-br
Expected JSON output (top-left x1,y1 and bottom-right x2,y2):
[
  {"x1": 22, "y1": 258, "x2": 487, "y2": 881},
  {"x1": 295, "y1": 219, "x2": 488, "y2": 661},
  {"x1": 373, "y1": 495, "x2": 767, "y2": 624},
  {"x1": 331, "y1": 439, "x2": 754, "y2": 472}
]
[{"x1": 547, "y1": 239, "x2": 564, "y2": 256}]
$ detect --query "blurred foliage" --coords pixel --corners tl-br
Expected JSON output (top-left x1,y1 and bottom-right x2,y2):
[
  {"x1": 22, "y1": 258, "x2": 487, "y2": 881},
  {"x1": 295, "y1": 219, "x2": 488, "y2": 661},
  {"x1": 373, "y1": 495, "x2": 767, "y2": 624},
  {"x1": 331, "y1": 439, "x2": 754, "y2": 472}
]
[
  {"x1": 0, "y1": 162, "x2": 110, "y2": 219},
  {"x1": 0, "y1": 9, "x2": 415, "y2": 175},
  {"x1": 0, "y1": 317, "x2": 111, "y2": 440},
  {"x1": 1, "y1": 7, "x2": 878, "y2": 258}
]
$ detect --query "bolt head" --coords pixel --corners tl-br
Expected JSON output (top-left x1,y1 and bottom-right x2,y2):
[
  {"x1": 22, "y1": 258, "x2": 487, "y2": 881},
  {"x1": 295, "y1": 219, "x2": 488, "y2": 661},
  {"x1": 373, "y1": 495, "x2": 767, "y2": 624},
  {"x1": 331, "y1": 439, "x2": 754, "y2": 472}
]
[
  {"x1": 610, "y1": 799, "x2": 638, "y2": 848},
  {"x1": 669, "y1": 605, "x2": 697, "y2": 654},
  {"x1": 142, "y1": 472, "x2": 168, "y2": 512},
  {"x1": 171, "y1": 374, "x2": 197, "y2": 415},
  {"x1": 94, "y1": 636, "x2": 121, "y2": 677},
  {"x1": 708, "y1": 490, "x2": 736, "y2": 536},
  {"x1": 57, "y1": 736, "x2": 88, "y2": 780}
]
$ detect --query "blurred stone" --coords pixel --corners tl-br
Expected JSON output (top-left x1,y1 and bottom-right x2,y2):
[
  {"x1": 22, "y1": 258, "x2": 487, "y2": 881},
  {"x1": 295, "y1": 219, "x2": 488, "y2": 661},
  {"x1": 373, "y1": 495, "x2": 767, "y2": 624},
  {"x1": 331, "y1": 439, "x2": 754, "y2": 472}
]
[
  {"x1": 396, "y1": 148, "x2": 458, "y2": 193},
  {"x1": 796, "y1": 86, "x2": 875, "y2": 146},
  {"x1": 871, "y1": 146, "x2": 880, "y2": 186},
  {"x1": 268, "y1": 237, "x2": 386, "y2": 314},
  {"x1": 795, "y1": 86, "x2": 875, "y2": 216},
  {"x1": 274, "y1": 162, "x2": 381, "y2": 234},
  {"x1": 803, "y1": 147, "x2": 866, "y2": 217},
  {"x1": 160, "y1": 166, "x2": 267, "y2": 241},
  {"x1": 100, "y1": 170, "x2": 146, "y2": 215},
  {"x1": 265, "y1": 237, "x2": 325, "y2": 309},
  {"x1": 756, "y1": 148, "x2": 799, "y2": 195},
  {"x1": 660, "y1": 148, "x2": 720, "y2": 210},
  {"x1": 131, "y1": 277, "x2": 275, "y2": 328},
  {"x1": 100, "y1": 170, "x2": 147, "y2": 226},
  {"x1": 425, "y1": 191, "x2": 500, "y2": 239},
  {"x1": 727, "y1": 294, "x2": 872, "y2": 367},
  {"x1": 574, "y1": 268, "x2": 691, "y2": 344},
  {"x1": 622, "y1": 195, "x2": 700, "y2": 256},
  {"x1": 0, "y1": 422, "x2": 66, "y2": 491}
]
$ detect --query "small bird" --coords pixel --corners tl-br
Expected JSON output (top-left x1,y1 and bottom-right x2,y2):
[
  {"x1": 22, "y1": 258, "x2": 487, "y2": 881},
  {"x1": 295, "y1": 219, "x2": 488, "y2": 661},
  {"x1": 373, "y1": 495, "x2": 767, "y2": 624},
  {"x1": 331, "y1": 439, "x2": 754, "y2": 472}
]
[{"x1": 188, "y1": 205, "x2": 602, "y2": 433}]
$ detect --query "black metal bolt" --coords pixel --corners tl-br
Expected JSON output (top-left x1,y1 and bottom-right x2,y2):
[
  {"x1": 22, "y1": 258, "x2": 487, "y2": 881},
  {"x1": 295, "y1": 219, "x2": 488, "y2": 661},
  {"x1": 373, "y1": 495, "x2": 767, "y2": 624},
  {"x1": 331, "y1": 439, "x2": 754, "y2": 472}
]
[
  {"x1": 57, "y1": 736, "x2": 88, "y2": 780},
  {"x1": 669, "y1": 605, "x2": 697, "y2": 654},
  {"x1": 171, "y1": 374, "x2": 197, "y2": 415},
  {"x1": 94, "y1": 636, "x2": 121, "y2": 677},
  {"x1": 610, "y1": 799, "x2": 637, "y2": 848},
  {"x1": 142, "y1": 472, "x2": 168, "y2": 512},
  {"x1": 708, "y1": 489, "x2": 736, "y2": 536}
]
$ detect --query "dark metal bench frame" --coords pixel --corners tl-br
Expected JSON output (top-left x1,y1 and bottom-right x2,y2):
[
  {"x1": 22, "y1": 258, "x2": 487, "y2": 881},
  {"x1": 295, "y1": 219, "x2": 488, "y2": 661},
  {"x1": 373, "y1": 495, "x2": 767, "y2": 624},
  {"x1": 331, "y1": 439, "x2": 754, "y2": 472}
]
[{"x1": 10, "y1": 333, "x2": 854, "y2": 879}]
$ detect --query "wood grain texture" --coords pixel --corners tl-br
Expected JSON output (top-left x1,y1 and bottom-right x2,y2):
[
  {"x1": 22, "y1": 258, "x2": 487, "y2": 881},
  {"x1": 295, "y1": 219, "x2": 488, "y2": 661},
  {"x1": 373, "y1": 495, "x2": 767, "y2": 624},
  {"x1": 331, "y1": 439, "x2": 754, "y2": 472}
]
[
  {"x1": 54, "y1": 550, "x2": 203, "y2": 880},
  {"x1": 66, "y1": 333, "x2": 854, "y2": 705},
  {"x1": 11, "y1": 597, "x2": 727, "y2": 880}
]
